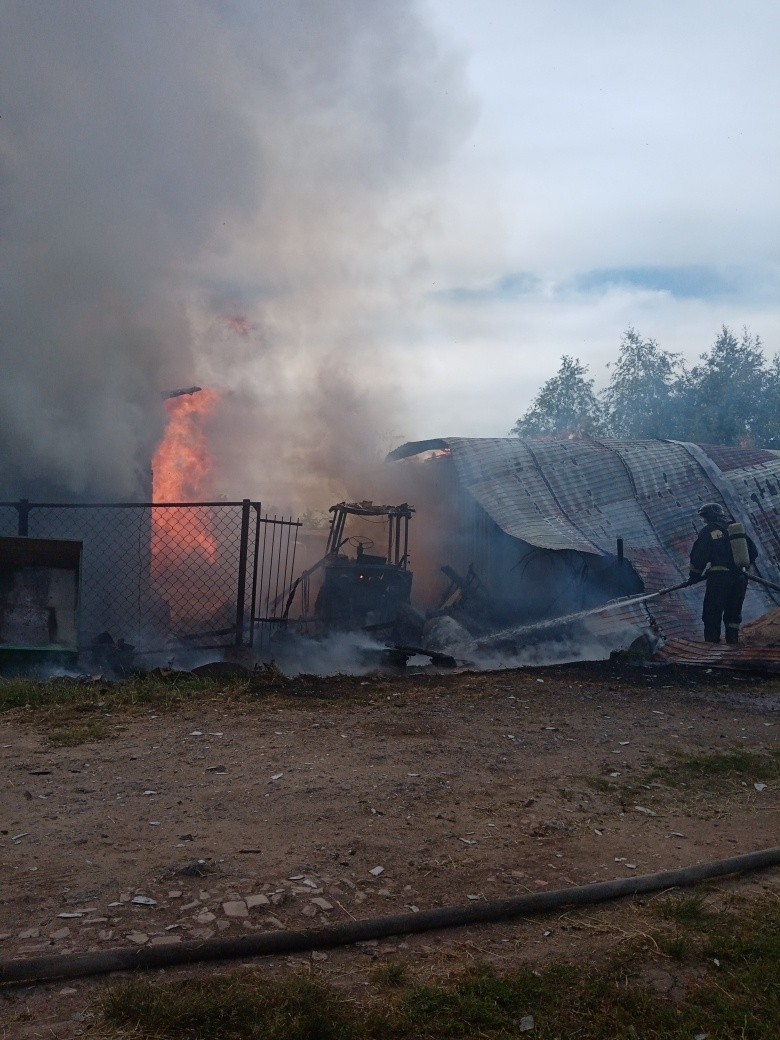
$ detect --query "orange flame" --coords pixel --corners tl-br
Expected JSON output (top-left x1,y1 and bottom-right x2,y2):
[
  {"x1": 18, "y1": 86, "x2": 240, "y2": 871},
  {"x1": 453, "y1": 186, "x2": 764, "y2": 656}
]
[
  {"x1": 153, "y1": 389, "x2": 219, "y2": 503},
  {"x1": 152, "y1": 390, "x2": 220, "y2": 604}
]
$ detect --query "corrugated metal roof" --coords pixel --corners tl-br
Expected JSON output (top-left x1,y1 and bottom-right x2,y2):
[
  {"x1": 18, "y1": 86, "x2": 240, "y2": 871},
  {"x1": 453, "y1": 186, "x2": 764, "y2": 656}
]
[
  {"x1": 391, "y1": 436, "x2": 780, "y2": 654},
  {"x1": 443, "y1": 437, "x2": 646, "y2": 554},
  {"x1": 696, "y1": 444, "x2": 778, "y2": 472}
]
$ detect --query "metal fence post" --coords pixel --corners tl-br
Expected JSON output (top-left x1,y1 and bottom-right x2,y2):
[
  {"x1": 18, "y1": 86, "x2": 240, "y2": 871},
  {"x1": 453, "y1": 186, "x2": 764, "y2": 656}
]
[
  {"x1": 234, "y1": 499, "x2": 251, "y2": 646},
  {"x1": 16, "y1": 499, "x2": 30, "y2": 536},
  {"x1": 248, "y1": 502, "x2": 262, "y2": 648}
]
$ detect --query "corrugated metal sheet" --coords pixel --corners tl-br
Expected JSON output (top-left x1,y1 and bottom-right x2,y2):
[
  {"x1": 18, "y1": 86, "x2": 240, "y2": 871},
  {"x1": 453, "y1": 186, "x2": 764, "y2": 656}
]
[
  {"x1": 444, "y1": 437, "x2": 646, "y2": 554},
  {"x1": 448, "y1": 438, "x2": 598, "y2": 552},
  {"x1": 656, "y1": 637, "x2": 780, "y2": 673},
  {"x1": 696, "y1": 444, "x2": 777, "y2": 472},
  {"x1": 392, "y1": 436, "x2": 780, "y2": 655},
  {"x1": 725, "y1": 460, "x2": 780, "y2": 572}
]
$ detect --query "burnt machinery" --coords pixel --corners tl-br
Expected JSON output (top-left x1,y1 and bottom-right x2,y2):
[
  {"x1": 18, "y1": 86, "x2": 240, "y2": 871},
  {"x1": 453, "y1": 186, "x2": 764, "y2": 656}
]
[{"x1": 282, "y1": 501, "x2": 414, "y2": 634}]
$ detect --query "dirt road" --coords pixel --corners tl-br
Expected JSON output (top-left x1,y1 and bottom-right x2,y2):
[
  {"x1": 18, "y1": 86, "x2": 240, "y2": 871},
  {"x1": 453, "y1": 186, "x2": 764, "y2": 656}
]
[{"x1": 1, "y1": 661, "x2": 779, "y2": 1036}]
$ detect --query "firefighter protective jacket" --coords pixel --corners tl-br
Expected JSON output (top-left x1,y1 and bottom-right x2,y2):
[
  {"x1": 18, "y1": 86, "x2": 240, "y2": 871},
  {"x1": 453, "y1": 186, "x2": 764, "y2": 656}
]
[{"x1": 689, "y1": 522, "x2": 758, "y2": 580}]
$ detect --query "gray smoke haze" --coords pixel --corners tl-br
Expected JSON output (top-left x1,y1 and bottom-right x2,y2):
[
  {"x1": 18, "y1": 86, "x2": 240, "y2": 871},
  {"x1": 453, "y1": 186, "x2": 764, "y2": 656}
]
[{"x1": 0, "y1": 0, "x2": 472, "y2": 503}]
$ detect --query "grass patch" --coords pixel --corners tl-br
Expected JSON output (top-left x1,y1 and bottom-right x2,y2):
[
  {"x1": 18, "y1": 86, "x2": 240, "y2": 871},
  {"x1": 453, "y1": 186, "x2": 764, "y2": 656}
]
[
  {"x1": 44, "y1": 718, "x2": 113, "y2": 746},
  {"x1": 652, "y1": 892, "x2": 716, "y2": 962},
  {"x1": 0, "y1": 675, "x2": 227, "y2": 714},
  {"x1": 0, "y1": 674, "x2": 249, "y2": 746},
  {"x1": 370, "y1": 961, "x2": 408, "y2": 988},
  {"x1": 648, "y1": 749, "x2": 780, "y2": 788},
  {"x1": 98, "y1": 899, "x2": 780, "y2": 1039},
  {"x1": 102, "y1": 974, "x2": 359, "y2": 1040},
  {"x1": 655, "y1": 933, "x2": 692, "y2": 962},
  {"x1": 656, "y1": 892, "x2": 711, "y2": 926},
  {"x1": 588, "y1": 748, "x2": 779, "y2": 809},
  {"x1": 0, "y1": 669, "x2": 383, "y2": 744},
  {"x1": 588, "y1": 775, "x2": 620, "y2": 796},
  {"x1": 0, "y1": 665, "x2": 373, "y2": 718}
]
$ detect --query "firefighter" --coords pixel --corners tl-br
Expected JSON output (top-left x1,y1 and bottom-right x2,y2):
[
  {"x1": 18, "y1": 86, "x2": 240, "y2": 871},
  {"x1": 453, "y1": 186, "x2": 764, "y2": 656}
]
[{"x1": 687, "y1": 503, "x2": 757, "y2": 644}]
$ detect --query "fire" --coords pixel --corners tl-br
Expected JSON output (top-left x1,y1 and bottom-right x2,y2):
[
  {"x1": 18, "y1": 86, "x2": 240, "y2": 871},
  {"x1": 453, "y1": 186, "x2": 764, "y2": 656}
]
[
  {"x1": 152, "y1": 390, "x2": 220, "y2": 622},
  {"x1": 153, "y1": 388, "x2": 219, "y2": 504}
]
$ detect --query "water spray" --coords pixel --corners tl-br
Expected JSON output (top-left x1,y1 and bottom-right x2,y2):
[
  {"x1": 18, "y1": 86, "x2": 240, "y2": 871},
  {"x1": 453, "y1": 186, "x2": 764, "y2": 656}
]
[{"x1": 477, "y1": 578, "x2": 692, "y2": 646}]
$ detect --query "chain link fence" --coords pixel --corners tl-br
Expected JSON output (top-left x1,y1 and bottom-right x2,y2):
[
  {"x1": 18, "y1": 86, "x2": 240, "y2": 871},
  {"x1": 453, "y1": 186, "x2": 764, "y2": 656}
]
[{"x1": 0, "y1": 501, "x2": 300, "y2": 655}]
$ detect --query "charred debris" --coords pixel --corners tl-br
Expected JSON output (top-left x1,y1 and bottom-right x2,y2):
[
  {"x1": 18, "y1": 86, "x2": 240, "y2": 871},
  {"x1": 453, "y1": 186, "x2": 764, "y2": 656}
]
[
  {"x1": 272, "y1": 436, "x2": 780, "y2": 673},
  {"x1": 5, "y1": 436, "x2": 780, "y2": 678},
  {"x1": 273, "y1": 497, "x2": 652, "y2": 671},
  {"x1": 278, "y1": 501, "x2": 455, "y2": 669}
]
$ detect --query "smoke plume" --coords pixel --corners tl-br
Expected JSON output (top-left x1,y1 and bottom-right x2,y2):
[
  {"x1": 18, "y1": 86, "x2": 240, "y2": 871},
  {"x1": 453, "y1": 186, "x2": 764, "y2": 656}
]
[{"x1": 0, "y1": 1, "x2": 472, "y2": 504}]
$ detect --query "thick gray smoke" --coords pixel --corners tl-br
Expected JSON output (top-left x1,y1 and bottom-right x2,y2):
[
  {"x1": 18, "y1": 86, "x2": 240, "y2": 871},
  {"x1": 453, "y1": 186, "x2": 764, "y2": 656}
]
[{"x1": 0, "y1": 1, "x2": 472, "y2": 503}]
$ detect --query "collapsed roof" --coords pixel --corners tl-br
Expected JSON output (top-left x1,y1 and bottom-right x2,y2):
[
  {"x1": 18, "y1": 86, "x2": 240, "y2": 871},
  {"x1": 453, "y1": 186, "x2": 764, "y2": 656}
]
[{"x1": 389, "y1": 437, "x2": 780, "y2": 665}]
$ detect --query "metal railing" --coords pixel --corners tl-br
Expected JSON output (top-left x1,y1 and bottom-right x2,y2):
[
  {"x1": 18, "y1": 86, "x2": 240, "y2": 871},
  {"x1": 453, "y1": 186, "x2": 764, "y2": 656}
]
[{"x1": 0, "y1": 500, "x2": 300, "y2": 654}]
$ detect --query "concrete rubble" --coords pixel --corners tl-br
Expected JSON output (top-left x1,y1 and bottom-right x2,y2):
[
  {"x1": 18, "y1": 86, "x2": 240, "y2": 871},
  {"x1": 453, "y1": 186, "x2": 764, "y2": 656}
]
[{"x1": 3, "y1": 864, "x2": 417, "y2": 956}]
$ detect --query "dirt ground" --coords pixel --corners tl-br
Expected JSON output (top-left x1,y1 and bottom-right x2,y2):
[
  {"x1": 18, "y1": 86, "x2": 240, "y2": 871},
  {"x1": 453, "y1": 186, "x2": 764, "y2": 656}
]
[{"x1": 1, "y1": 661, "x2": 779, "y2": 1037}]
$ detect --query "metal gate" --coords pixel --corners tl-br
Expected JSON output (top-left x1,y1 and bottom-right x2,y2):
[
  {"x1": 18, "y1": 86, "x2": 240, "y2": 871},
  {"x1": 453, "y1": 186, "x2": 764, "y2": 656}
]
[{"x1": 0, "y1": 500, "x2": 300, "y2": 655}]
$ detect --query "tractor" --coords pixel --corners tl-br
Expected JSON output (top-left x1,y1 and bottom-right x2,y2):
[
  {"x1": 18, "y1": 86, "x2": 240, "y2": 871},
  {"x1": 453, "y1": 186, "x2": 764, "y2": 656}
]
[{"x1": 283, "y1": 501, "x2": 414, "y2": 636}]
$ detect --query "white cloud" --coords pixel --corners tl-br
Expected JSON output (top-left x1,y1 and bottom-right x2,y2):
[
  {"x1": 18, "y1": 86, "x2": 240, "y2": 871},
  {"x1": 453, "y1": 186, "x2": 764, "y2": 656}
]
[
  {"x1": 423, "y1": 0, "x2": 780, "y2": 273},
  {"x1": 392, "y1": 0, "x2": 780, "y2": 438}
]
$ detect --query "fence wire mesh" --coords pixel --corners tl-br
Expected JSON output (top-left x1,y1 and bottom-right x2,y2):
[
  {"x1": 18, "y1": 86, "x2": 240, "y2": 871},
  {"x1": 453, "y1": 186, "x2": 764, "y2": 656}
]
[
  {"x1": 0, "y1": 501, "x2": 300, "y2": 654},
  {"x1": 0, "y1": 507, "x2": 19, "y2": 538}
]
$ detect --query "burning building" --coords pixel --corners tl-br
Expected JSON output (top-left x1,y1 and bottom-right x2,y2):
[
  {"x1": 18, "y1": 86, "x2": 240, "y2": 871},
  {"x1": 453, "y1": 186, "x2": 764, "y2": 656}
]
[{"x1": 387, "y1": 436, "x2": 780, "y2": 663}]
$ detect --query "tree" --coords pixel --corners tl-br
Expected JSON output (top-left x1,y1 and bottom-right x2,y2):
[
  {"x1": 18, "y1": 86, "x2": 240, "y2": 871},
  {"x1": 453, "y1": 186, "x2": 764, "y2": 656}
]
[
  {"x1": 509, "y1": 325, "x2": 779, "y2": 447},
  {"x1": 601, "y1": 327, "x2": 682, "y2": 439},
  {"x1": 751, "y1": 351, "x2": 780, "y2": 449},
  {"x1": 510, "y1": 356, "x2": 605, "y2": 437},
  {"x1": 678, "y1": 326, "x2": 768, "y2": 446}
]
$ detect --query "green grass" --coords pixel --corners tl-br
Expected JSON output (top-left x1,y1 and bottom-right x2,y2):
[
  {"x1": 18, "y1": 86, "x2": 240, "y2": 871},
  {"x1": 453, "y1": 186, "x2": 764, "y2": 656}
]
[
  {"x1": 648, "y1": 748, "x2": 780, "y2": 787},
  {"x1": 0, "y1": 669, "x2": 380, "y2": 744},
  {"x1": 657, "y1": 892, "x2": 711, "y2": 927},
  {"x1": 588, "y1": 748, "x2": 779, "y2": 810},
  {"x1": 588, "y1": 774, "x2": 618, "y2": 795},
  {"x1": 0, "y1": 665, "x2": 371, "y2": 717},
  {"x1": 103, "y1": 975, "x2": 359, "y2": 1040},
  {"x1": 97, "y1": 898, "x2": 780, "y2": 1040},
  {"x1": 0, "y1": 674, "x2": 247, "y2": 745},
  {"x1": 653, "y1": 892, "x2": 716, "y2": 962},
  {"x1": 44, "y1": 718, "x2": 113, "y2": 746},
  {"x1": 370, "y1": 961, "x2": 408, "y2": 988},
  {"x1": 655, "y1": 933, "x2": 692, "y2": 962},
  {"x1": 0, "y1": 674, "x2": 226, "y2": 713}
]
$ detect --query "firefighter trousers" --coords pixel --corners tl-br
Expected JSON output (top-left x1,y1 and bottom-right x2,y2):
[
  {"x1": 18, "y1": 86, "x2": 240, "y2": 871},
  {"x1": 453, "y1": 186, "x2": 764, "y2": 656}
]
[{"x1": 702, "y1": 570, "x2": 748, "y2": 644}]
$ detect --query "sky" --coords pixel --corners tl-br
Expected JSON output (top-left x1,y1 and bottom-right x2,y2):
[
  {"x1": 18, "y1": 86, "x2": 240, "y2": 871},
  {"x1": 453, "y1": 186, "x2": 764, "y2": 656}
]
[
  {"x1": 1, "y1": 0, "x2": 779, "y2": 504},
  {"x1": 408, "y1": 0, "x2": 780, "y2": 436}
]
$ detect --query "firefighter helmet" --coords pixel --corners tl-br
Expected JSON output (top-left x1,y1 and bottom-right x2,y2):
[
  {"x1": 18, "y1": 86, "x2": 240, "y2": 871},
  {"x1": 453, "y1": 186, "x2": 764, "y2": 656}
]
[{"x1": 698, "y1": 502, "x2": 730, "y2": 524}]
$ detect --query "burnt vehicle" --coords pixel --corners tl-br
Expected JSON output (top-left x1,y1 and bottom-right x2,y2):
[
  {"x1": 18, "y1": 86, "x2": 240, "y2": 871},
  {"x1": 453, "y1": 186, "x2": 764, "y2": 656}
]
[{"x1": 282, "y1": 501, "x2": 414, "y2": 636}]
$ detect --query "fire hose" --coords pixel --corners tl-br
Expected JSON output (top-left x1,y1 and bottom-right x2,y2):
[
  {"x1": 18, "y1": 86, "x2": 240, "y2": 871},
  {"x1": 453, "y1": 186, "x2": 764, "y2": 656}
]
[
  {"x1": 640, "y1": 578, "x2": 691, "y2": 599},
  {"x1": 655, "y1": 572, "x2": 780, "y2": 598},
  {"x1": 667, "y1": 570, "x2": 780, "y2": 597},
  {"x1": 1, "y1": 847, "x2": 778, "y2": 986},
  {"x1": 746, "y1": 572, "x2": 780, "y2": 595},
  {"x1": 624, "y1": 571, "x2": 780, "y2": 601}
]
